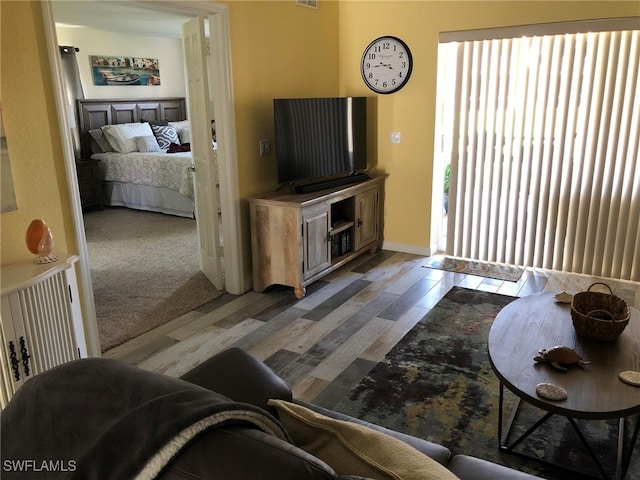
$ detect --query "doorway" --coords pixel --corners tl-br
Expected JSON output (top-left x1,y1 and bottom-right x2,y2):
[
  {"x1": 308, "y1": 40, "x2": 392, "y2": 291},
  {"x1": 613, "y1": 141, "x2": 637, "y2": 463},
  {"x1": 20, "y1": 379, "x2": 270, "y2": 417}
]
[{"x1": 42, "y1": 1, "x2": 245, "y2": 356}]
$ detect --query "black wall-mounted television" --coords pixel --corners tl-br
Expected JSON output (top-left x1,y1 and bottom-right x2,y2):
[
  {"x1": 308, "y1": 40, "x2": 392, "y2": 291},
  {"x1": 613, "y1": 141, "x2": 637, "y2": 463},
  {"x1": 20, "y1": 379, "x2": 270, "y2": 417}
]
[{"x1": 274, "y1": 97, "x2": 368, "y2": 190}]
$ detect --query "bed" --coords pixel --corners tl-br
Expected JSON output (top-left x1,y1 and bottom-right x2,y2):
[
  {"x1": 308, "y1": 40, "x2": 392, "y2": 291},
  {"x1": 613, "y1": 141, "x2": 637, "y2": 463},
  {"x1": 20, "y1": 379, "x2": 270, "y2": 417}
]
[{"x1": 78, "y1": 97, "x2": 212, "y2": 218}]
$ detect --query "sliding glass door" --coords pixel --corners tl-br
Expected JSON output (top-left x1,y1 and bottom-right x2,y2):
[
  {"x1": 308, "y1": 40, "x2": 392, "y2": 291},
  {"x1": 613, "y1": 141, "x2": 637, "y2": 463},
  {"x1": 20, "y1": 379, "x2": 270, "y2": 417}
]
[{"x1": 434, "y1": 19, "x2": 639, "y2": 281}]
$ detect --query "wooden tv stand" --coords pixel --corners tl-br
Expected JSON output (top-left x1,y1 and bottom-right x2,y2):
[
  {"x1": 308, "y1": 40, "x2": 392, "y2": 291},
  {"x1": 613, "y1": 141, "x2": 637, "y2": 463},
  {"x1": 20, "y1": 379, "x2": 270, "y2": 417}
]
[{"x1": 249, "y1": 176, "x2": 384, "y2": 298}]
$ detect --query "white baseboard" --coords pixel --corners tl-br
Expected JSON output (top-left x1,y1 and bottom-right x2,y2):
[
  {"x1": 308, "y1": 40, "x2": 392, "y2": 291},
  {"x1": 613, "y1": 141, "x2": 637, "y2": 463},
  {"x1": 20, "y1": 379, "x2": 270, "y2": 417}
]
[{"x1": 381, "y1": 241, "x2": 432, "y2": 257}]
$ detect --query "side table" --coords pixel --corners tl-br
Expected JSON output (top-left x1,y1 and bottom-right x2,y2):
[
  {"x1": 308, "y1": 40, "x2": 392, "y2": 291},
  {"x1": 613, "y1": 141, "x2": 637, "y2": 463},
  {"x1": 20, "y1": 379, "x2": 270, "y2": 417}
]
[{"x1": 76, "y1": 158, "x2": 104, "y2": 210}]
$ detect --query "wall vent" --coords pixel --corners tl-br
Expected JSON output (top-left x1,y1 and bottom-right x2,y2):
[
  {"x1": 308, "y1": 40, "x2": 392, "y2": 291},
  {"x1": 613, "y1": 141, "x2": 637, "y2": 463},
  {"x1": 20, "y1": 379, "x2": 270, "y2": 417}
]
[{"x1": 296, "y1": 0, "x2": 318, "y2": 8}]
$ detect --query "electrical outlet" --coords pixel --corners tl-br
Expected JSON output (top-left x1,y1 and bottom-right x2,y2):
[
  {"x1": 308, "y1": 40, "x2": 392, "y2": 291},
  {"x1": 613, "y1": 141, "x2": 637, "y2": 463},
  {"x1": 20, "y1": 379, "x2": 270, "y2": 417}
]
[
  {"x1": 390, "y1": 132, "x2": 401, "y2": 144},
  {"x1": 259, "y1": 139, "x2": 271, "y2": 157}
]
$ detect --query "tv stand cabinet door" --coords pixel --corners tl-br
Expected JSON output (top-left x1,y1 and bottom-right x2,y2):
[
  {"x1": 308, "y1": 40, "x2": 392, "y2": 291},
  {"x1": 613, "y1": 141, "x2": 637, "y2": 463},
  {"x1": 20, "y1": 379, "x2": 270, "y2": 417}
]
[
  {"x1": 354, "y1": 187, "x2": 379, "y2": 250},
  {"x1": 302, "y1": 206, "x2": 331, "y2": 280}
]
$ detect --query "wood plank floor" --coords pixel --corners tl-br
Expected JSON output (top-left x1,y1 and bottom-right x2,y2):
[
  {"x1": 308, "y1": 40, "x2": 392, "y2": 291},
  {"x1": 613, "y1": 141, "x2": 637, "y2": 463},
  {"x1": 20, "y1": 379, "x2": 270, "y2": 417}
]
[{"x1": 104, "y1": 250, "x2": 639, "y2": 410}]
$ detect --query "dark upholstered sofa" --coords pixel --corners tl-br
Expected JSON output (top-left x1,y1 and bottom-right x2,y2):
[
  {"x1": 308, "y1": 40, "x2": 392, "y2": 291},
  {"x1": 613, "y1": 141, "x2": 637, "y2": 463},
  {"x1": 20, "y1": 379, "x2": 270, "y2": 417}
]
[{"x1": 0, "y1": 348, "x2": 544, "y2": 480}]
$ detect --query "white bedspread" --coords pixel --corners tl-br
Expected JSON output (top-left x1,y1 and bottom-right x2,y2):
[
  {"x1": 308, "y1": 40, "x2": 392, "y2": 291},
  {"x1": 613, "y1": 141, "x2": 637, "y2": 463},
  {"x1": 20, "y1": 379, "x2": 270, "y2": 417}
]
[{"x1": 93, "y1": 151, "x2": 195, "y2": 199}]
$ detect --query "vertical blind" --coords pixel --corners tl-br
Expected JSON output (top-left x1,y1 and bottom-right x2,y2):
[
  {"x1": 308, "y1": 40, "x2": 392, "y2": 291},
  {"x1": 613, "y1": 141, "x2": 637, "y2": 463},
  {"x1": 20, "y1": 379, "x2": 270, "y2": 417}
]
[{"x1": 439, "y1": 25, "x2": 639, "y2": 281}]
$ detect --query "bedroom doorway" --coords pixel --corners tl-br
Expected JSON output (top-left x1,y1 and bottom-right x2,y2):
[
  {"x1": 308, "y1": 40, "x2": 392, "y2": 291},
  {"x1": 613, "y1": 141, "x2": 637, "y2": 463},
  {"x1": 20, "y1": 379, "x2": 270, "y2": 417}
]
[{"x1": 43, "y1": 1, "x2": 244, "y2": 356}]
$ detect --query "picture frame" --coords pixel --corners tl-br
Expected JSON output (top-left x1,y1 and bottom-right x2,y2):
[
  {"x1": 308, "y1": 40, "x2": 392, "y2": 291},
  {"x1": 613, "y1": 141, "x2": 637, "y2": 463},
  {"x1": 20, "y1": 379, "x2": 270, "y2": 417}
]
[
  {"x1": 1, "y1": 104, "x2": 18, "y2": 212},
  {"x1": 90, "y1": 55, "x2": 161, "y2": 86}
]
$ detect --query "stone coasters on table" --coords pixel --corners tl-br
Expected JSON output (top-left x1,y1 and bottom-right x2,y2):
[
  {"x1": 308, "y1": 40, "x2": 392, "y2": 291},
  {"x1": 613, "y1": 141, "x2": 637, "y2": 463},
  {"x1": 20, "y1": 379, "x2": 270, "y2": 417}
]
[
  {"x1": 536, "y1": 383, "x2": 568, "y2": 401},
  {"x1": 619, "y1": 371, "x2": 640, "y2": 387}
]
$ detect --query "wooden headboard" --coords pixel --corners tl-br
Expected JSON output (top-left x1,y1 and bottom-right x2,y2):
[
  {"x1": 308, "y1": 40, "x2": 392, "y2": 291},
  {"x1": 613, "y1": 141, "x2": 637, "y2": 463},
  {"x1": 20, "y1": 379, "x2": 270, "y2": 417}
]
[{"x1": 77, "y1": 97, "x2": 186, "y2": 158}]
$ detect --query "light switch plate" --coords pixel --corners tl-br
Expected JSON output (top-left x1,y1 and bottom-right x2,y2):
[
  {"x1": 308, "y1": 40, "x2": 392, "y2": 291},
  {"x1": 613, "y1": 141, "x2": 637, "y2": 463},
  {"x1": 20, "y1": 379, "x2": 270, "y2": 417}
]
[{"x1": 259, "y1": 139, "x2": 271, "y2": 156}]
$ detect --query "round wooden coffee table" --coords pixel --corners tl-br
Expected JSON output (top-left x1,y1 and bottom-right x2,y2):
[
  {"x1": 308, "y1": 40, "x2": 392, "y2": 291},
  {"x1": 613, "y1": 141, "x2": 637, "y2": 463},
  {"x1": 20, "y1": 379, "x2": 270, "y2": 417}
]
[{"x1": 488, "y1": 292, "x2": 640, "y2": 479}]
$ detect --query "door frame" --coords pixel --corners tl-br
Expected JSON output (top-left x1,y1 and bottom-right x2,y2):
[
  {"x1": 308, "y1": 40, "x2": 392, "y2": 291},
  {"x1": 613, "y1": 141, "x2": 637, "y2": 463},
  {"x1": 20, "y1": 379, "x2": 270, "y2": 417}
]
[{"x1": 41, "y1": 1, "x2": 245, "y2": 357}]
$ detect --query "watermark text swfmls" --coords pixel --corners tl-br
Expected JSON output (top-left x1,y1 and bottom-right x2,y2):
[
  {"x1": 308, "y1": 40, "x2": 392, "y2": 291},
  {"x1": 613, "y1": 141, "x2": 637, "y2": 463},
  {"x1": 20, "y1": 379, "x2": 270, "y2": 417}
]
[{"x1": 3, "y1": 459, "x2": 77, "y2": 472}]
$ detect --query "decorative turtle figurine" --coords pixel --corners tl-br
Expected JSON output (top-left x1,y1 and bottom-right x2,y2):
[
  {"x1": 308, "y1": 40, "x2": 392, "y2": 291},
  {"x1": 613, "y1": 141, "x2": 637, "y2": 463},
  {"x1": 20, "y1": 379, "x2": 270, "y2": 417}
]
[{"x1": 533, "y1": 346, "x2": 591, "y2": 372}]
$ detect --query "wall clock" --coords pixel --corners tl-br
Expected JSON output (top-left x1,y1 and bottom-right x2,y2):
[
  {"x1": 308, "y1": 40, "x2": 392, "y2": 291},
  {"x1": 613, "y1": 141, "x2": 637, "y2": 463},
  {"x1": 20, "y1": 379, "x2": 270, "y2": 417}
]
[{"x1": 361, "y1": 36, "x2": 413, "y2": 94}]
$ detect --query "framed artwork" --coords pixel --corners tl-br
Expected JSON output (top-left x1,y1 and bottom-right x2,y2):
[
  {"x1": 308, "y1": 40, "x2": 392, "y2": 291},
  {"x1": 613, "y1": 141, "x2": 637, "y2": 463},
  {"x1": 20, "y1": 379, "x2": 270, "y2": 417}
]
[
  {"x1": 1, "y1": 104, "x2": 17, "y2": 212},
  {"x1": 90, "y1": 55, "x2": 161, "y2": 86}
]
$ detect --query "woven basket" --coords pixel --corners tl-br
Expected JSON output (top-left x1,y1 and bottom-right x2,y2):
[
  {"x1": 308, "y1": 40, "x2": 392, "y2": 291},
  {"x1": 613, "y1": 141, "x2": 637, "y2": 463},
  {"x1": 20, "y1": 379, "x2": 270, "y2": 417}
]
[{"x1": 571, "y1": 282, "x2": 630, "y2": 341}]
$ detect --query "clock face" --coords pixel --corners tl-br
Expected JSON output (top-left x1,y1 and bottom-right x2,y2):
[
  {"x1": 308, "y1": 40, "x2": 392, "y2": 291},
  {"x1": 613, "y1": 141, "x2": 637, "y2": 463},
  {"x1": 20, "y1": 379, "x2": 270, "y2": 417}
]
[{"x1": 361, "y1": 36, "x2": 413, "y2": 94}]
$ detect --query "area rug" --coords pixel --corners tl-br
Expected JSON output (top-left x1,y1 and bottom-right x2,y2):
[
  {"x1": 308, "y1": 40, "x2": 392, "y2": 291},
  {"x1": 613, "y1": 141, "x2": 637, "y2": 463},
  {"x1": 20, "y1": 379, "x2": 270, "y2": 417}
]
[
  {"x1": 84, "y1": 208, "x2": 223, "y2": 352},
  {"x1": 334, "y1": 287, "x2": 638, "y2": 480},
  {"x1": 423, "y1": 255, "x2": 524, "y2": 282}
]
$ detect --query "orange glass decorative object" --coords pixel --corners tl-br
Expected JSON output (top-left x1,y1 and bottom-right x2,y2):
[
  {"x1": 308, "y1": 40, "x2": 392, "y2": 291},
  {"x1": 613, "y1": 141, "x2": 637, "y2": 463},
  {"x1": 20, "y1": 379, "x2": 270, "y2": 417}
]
[
  {"x1": 26, "y1": 219, "x2": 58, "y2": 264},
  {"x1": 26, "y1": 219, "x2": 46, "y2": 254}
]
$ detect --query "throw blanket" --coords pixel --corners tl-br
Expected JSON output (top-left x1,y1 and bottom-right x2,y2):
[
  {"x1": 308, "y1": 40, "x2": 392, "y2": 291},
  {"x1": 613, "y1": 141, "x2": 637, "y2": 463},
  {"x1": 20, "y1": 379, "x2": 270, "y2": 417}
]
[
  {"x1": 167, "y1": 142, "x2": 191, "y2": 153},
  {"x1": 0, "y1": 358, "x2": 288, "y2": 480}
]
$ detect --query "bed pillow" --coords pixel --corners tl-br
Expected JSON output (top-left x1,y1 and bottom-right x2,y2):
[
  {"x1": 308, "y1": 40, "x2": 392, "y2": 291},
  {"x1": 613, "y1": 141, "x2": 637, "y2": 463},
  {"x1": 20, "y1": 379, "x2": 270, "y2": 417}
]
[
  {"x1": 169, "y1": 120, "x2": 190, "y2": 144},
  {"x1": 135, "y1": 135, "x2": 162, "y2": 153},
  {"x1": 151, "y1": 124, "x2": 180, "y2": 149},
  {"x1": 169, "y1": 120, "x2": 190, "y2": 131},
  {"x1": 141, "y1": 119, "x2": 169, "y2": 126},
  {"x1": 268, "y1": 400, "x2": 460, "y2": 480},
  {"x1": 178, "y1": 126, "x2": 190, "y2": 144},
  {"x1": 102, "y1": 122, "x2": 154, "y2": 153},
  {"x1": 88, "y1": 128, "x2": 114, "y2": 153}
]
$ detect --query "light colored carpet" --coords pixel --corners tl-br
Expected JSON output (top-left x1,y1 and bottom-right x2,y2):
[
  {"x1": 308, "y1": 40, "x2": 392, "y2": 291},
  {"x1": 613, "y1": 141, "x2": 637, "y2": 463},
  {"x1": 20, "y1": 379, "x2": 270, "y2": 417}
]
[{"x1": 84, "y1": 208, "x2": 223, "y2": 352}]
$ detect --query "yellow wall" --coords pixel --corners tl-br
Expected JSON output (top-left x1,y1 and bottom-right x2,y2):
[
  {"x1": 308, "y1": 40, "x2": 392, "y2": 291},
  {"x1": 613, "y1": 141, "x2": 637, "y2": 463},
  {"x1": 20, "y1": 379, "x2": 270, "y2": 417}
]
[
  {"x1": 1, "y1": 1, "x2": 75, "y2": 265},
  {"x1": 228, "y1": 1, "x2": 339, "y2": 198},
  {"x1": 338, "y1": 1, "x2": 640, "y2": 251}
]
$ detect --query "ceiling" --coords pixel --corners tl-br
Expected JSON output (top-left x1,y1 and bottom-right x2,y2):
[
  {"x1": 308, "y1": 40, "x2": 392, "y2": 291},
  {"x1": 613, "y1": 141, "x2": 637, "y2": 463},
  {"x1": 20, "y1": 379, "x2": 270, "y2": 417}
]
[{"x1": 51, "y1": 1, "x2": 193, "y2": 39}]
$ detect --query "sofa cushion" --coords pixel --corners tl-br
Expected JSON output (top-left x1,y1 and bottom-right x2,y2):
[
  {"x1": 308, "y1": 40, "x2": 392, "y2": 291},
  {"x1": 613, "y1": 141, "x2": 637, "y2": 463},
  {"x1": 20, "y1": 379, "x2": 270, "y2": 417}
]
[
  {"x1": 269, "y1": 399, "x2": 460, "y2": 480},
  {"x1": 296, "y1": 400, "x2": 451, "y2": 467},
  {"x1": 447, "y1": 455, "x2": 543, "y2": 480},
  {"x1": 1, "y1": 358, "x2": 289, "y2": 480},
  {"x1": 180, "y1": 348, "x2": 293, "y2": 415}
]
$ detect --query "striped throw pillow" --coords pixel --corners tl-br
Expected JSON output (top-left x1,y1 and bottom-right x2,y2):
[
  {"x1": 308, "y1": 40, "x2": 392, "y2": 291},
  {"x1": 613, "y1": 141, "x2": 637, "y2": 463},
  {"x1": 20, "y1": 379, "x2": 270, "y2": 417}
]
[{"x1": 151, "y1": 124, "x2": 180, "y2": 149}]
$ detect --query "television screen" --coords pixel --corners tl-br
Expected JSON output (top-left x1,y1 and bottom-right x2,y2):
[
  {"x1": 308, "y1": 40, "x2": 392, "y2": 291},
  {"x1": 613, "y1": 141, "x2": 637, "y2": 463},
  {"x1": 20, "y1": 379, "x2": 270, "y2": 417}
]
[{"x1": 274, "y1": 97, "x2": 367, "y2": 186}]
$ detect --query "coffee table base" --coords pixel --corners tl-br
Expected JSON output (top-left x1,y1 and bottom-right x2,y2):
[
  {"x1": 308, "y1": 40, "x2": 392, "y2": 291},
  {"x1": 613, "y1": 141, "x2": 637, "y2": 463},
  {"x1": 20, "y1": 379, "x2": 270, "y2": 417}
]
[{"x1": 497, "y1": 383, "x2": 640, "y2": 480}]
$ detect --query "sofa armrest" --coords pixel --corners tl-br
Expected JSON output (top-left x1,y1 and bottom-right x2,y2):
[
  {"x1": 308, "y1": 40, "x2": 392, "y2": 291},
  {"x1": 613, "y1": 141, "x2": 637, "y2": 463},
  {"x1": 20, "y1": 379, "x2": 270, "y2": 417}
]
[
  {"x1": 448, "y1": 455, "x2": 545, "y2": 480},
  {"x1": 293, "y1": 399, "x2": 452, "y2": 467},
  {"x1": 180, "y1": 348, "x2": 292, "y2": 414}
]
